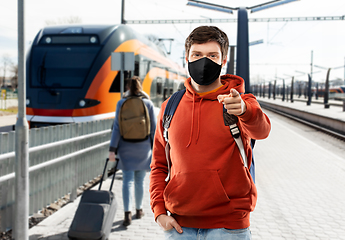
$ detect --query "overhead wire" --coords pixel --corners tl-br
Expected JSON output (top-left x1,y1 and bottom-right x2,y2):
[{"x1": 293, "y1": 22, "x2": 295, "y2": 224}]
[{"x1": 261, "y1": 2, "x2": 345, "y2": 71}]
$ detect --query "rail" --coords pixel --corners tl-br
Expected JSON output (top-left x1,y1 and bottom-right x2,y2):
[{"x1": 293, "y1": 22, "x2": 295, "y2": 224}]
[
  {"x1": 0, "y1": 118, "x2": 114, "y2": 232},
  {"x1": 257, "y1": 97, "x2": 345, "y2": 138}
]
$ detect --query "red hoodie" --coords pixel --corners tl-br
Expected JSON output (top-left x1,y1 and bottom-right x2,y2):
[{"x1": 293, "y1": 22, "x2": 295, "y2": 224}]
[{"x1": 149, "y1": 74, "x2": 271, "y2": 229}]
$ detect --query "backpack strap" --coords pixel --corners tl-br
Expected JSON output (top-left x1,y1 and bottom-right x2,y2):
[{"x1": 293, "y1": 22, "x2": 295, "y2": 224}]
[
  {"x1": 223, "y1": 107, "x2": 248, "y2": 168},
  {"x1": 250, "y1": 139, "x2": 256, "y2": 183},
  {"x1": 162, "y1": 89, "x2": 185, "y2": 182},
  {"x1": 163, "y1": 89, "x2": 186, "y2": 143},
  {"x1": 223, "y1": 105, "x2": 256, "y2": 183}
]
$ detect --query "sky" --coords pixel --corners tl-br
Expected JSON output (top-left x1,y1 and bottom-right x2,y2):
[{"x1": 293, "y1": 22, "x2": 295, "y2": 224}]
[{"x1": 0, "y1": 0, "x2": 345, "y2": 85}]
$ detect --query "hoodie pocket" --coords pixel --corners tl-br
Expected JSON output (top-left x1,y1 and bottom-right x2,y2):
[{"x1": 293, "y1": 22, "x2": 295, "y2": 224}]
[
  {"x1": 163, "y1": 170, "x2": 231, "y2": 216},
  {"x1": 230, "y1": 168, "x2": 257, "y2": 212}
]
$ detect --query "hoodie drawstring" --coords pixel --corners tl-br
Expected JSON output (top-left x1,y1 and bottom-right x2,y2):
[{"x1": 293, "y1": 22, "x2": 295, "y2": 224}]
[
  {"x1": 195, "y1": 98, "x2": 203, "y2": 144},
  {"x1": 186, "y1": 95, "x2": 203, "y2": 147}
]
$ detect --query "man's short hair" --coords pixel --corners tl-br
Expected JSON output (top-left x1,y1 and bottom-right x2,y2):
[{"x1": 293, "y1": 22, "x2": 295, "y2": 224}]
[{"x1": 185, "y1": 26, "x2": 229, "y2": 61}]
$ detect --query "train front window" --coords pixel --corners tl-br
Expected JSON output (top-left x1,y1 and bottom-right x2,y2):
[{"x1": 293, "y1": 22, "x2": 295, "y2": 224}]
[{"x1": 30, "y1": 46, "x2": 100, "y2": 88}]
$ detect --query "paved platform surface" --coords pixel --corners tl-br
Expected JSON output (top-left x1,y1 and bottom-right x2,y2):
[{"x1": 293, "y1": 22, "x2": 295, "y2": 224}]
[
  {"x1": 0, "y1": 114, "x2": 16, "y2": 128},
  {"x1": 29, "y1": 170, "x2": 164, "y2": 240},
  {"x1": 28, "y1": 101, "x2": 345, "y2": 240},
  {"x1": 251, "y1": 113, "x2": 345, "y2": 239}
]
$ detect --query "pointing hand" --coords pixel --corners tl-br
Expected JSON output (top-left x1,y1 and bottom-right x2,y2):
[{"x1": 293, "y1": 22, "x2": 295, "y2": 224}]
[{"x1": 217, "y1": 89, "x2": 246, "y2": 116}]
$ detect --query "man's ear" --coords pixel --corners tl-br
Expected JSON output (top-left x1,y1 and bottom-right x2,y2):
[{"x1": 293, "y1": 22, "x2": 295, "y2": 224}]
[
  {"x1": 185, "y1": 54, "x2": 189, "y2": 64},
  {"x1": 222, "y1": 56, "x2": 227, "y2": 68}
]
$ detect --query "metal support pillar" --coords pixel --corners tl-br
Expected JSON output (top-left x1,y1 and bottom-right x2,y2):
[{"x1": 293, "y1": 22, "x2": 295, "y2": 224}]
[
  {"x1": 121, "y1": 0, "x2": 126, "y2": 24},
  {"x1": 324, "y1": 68, "x2": 330, "y2": 109},
  {"x1": 282, "y1": 79, "x2": 285, "y2": 101},
  {"x1": 290, "y1": 77, "x2": 294, "y2": 103},
  {"x1": 298, "y1": 83, "x2": 301, "y2": 98},
  {"x1": 307, "y1": 74, "x2": 312, "y2": 105},
  {"x1": 310, "y1": 50, "x2": 313, "y2": 83},
  {"x1": 15, "y1": 0, "x2": 29, "y2": 239},
  {"x1": 226, "y1": 46, "x2": 235, "y2": 75},
  {"x1": 236, "y1": 7, "x2": 250, "y2": 93},
  {"x1": 273, "y1": 80, "x2": 276, "y2": 100},
  {"x1": 120, "y1": 53, "x2": 125, "y2": 97}
]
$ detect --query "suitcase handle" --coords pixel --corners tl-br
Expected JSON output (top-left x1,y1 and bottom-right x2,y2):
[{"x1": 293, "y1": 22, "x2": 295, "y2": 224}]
[{"x1": 98, "y1": 158, "x2": 118, "y2": 191}]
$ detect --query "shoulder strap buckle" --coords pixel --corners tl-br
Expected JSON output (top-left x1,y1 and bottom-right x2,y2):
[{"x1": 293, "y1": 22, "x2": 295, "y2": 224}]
[{"x1": 229, "y1": 123, "x2": 241, "y2": 139}]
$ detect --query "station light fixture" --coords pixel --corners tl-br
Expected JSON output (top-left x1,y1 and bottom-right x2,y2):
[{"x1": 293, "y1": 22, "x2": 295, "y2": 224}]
[
  {"x1": 187, "y1": 0, "x2": 235, "y2": 14},
  {"x1": 249, "y1": 0, "x2": 300, "y2": 13},
  {"x1": 314, "y1": 64, "x2": 343, "y2": 70},
  {"x1": 187, "y1": 0, "x2": 300, "y2": 14},
  {"x1": 296, "y1": 69, "x2": 321, "y2": 74},
  {"x1": 295, "y1": 70, "x2": 307, "y2": 74},
  {"x1": 249, "y1": 39, "x2": 264, "y2": 46},
  {"x1": 314, "y1": 65, "x2": 328, "y2": 70}
]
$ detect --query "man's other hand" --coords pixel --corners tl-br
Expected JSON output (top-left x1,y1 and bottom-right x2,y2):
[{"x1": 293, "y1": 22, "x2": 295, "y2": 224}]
[{"x1": 156, "y1": 214, "x2": 183, "y2": 234}]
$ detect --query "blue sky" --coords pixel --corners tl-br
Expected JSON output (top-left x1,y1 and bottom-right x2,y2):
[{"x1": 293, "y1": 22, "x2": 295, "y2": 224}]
[{"x1": 0, "y1": 0, "x2": 344, "y2": 84}]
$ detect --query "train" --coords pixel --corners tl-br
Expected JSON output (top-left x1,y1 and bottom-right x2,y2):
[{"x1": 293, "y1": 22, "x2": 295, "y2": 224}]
[
  {"x1": 321, "y1": 86, "x2": 345, "y2": 99},
  {"x1": 26, "y1": 24, "x2": 188, "y2": 128}
]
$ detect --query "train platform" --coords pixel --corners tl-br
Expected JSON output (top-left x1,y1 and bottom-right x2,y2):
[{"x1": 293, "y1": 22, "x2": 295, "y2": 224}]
[
  {"x1": 256, "y1": 96, "x2": 345, "y2": 136},
  {"x1": 0, "y1": 114, "x2": 16, "y2": 127},
  {"x1": 25, "y1": 98, "x2": 345, "y2": 240},
  {"x1": 257, "y1": 96, "x2": 345, "y2": 122}
]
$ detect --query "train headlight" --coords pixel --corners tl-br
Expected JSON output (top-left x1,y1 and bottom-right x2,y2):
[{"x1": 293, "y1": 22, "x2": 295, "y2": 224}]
[
  {"x1": 90, "y1": 36, "x2": 97, "y2": 43},
  {"x1": 79, "y1": 100, "x2": 86, "y2": 107},
  {"x1": 76, "y1": 99, "x2": 100, "y2": 108},
  {"x1": 26, "y1": 99, "x2": 30, "y2": 106},
  {"x1": 45, "y1": 37, "x2": 52, "y2": 44}
]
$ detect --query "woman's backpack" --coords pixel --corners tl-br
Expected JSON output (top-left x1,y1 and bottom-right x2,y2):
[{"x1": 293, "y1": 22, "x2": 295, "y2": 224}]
[{"x1": 119, "y1": 96, "x2": 151, "y2": 142}]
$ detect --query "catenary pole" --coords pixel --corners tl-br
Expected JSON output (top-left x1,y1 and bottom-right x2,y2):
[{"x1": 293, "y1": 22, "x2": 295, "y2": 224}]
[
  {"x1": 236, "y1": 7, "x2": 250, "y2": 93},
  {"x1": 15, "y1": 0, "x2": 29, "y2": 239},
  {"x1": 310, "y1": 50, "x2": 313, "y2": 83},
  {"x1": 121, "y1": 0, "x2": 126, "y2": 24}
]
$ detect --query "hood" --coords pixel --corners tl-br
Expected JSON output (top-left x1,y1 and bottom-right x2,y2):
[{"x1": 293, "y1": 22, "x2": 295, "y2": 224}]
[
  {"x1": 182, "y1": 74, "x2": 245, "y2": 147},
  {"x1": 184, "y1": 74, "x2": 245, "y2": 101}
]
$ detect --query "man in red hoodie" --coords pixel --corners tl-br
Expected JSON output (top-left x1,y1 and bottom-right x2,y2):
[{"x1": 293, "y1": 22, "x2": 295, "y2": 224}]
[{"x1": 149, "y1": 26, "x2": 271, "y2": 239}]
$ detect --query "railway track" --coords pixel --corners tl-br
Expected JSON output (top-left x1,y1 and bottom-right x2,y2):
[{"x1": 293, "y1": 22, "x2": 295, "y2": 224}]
[{"x1": 259, "y1": 100, "x2": 345, "y2": 142}]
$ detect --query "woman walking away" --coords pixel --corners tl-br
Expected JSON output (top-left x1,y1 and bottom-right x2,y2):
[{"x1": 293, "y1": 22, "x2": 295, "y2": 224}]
[{"x1": 109, "y1": 76, "x2": 156, "y2": 226}]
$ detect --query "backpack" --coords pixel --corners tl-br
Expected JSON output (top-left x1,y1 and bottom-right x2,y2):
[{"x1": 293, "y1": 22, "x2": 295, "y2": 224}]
[
  {"x1": 162, "y1": 89, "x2": 256, "y2": 183},
  {"x1": 119, "y1": 96, "x2": 151, "y2": 142}
]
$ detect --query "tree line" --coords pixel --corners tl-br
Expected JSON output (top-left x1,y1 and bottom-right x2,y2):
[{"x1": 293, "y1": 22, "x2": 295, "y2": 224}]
[{"x1": 1, "y1": 54, "x2": 18, "y2": 90}]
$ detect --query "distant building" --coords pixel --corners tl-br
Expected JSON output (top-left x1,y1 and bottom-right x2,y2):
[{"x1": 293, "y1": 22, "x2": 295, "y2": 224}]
[{"x1": 1, "y1": 78, "x2": 15, "y2": 89}]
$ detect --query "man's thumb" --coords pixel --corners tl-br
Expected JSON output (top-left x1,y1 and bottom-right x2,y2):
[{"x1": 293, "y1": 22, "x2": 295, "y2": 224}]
[{"x1": 230, "y1": 88, "x2": 239, "y2": 97}]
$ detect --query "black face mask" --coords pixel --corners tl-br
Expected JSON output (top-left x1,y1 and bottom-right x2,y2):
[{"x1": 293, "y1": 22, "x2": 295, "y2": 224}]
[{"x1": 188, "y1": 57, "x2": 222, "y2": 86}]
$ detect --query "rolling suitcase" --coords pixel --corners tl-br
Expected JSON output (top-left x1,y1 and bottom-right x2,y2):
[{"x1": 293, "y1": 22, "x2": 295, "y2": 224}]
[{"x1": 68, "y1": 158, "x2": 118, "y2": 240}]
